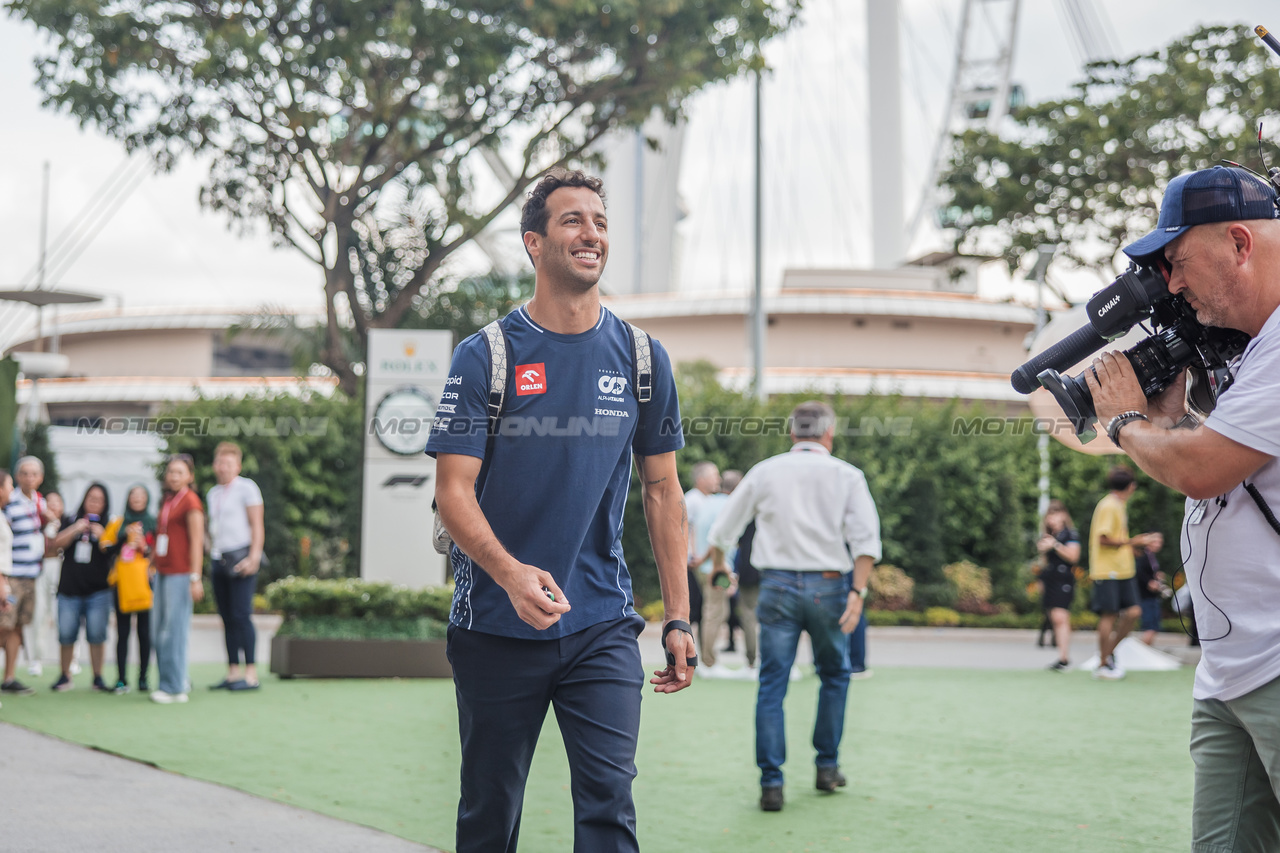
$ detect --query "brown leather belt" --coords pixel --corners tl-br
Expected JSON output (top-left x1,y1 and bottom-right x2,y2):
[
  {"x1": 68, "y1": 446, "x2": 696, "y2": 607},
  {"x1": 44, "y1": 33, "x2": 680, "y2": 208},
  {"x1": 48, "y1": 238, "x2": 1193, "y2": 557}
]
[{"x1": 820, "y1": 571, "x2": 842, "y2": 579}]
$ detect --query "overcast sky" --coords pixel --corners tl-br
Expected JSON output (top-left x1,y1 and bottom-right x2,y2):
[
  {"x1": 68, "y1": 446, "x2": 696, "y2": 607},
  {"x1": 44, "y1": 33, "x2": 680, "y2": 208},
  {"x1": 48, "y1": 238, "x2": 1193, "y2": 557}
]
[{"x1": 0, "y1": 0, "x2": 1276, "y2": 342}]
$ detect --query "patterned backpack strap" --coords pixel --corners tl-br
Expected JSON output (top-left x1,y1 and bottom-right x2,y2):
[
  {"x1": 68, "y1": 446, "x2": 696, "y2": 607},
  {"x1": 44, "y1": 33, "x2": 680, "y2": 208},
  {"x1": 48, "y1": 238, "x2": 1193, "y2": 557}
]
[
  {"x1": 481, "y1": 319, "x2": 508, "y2": 434},
  {"x1": 628, "y1": 322, "x2": 652, "y2": 404},
  {"x1": 433, "y1": 320, "x2": 508, "y2": 557}
]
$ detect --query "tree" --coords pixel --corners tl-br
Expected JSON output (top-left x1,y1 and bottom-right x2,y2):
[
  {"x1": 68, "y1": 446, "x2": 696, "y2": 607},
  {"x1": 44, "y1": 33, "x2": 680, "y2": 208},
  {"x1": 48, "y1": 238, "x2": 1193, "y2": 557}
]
[
  {"x1": 12, "y1": 0, "x2": 799, "y2": 392},
  {"x1": 939, "y1": 24, "x2": 1280, "y2": 276}
]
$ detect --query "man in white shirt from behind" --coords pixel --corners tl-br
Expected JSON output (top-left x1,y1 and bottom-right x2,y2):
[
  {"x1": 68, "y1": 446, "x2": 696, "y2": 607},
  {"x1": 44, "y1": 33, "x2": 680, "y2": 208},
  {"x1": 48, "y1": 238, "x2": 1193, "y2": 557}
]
[{"x1": 708, "y1": 400, "x2": 881, "y2": 813}]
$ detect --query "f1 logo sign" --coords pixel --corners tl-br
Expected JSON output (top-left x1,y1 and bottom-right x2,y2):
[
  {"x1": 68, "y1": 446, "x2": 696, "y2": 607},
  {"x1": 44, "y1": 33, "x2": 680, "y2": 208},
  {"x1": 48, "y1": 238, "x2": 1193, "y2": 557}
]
[
  {"x1": 515, "y1": 363, "x2": 547, "y2": 395},
  {"x1": 597, "y1": 375, "x2": 627, "y2": 395}
]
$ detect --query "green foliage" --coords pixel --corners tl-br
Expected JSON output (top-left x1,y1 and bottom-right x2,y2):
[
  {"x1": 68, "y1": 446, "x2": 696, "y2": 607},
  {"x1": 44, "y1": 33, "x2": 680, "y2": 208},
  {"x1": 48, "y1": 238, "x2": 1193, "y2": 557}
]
[
  {"x1": 637, "y1": 600, "x2": 666, "y2": 623},
  {"x1": 20, "y1": 422, "x2": 59, "y2": 496},
  {"x1": 12, "y1": 0, "x2": 800, "y2": 389},
  {"x1": 157, "y1": 390, "x2": 362, "y2": 584},
  {"x1": 940, "y1": 24, "x2": 1280, "y2": 274},
  {"x1": 942, "y1": 560, "x2": 995, "y2": 615},
  {"x1": 401, "y1": 270, "x2": 535, "y2": 343},
  {"x1": 620, "y1": 368, "x2": 1189, "y2": 612},
  {"x1": 924, "y1": 606, "x2": 961, "y2": 627},
  {"x1": 867, "y1": 564, "x2": 914, "y2": 611},
  {"x1": 274, "y1": 615, "x2": 447, "y2": 641},
  {"x1": 265, "y1": 577, "x2": 454, "y2": 623}
]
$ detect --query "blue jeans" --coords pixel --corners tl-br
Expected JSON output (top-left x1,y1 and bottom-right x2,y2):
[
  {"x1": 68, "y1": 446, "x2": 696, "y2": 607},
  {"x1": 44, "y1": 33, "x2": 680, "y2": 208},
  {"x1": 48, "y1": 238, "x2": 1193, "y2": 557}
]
[
  {"x1": 151, "y1": 574, "x2": 192, "y2": 695},
  {"x1": 848, "y1": 610, "x2": 868, "y2": 672},
  {"x1": 57, "y1": 589, "x2": 112, "y2": 646},
  {"x1": 756, "y1": 570, "x2": 852, "y2": 788},
  {"x1": 447, "y1": 615, "x2": 645, "y2": 853}
]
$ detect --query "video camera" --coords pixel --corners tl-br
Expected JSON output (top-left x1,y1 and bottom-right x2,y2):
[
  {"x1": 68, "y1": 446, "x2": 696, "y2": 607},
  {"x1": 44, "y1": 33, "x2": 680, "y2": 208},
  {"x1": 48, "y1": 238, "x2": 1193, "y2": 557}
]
[{"x1": 1011, "y1": 265, "x2": 1250, "y2": 439}]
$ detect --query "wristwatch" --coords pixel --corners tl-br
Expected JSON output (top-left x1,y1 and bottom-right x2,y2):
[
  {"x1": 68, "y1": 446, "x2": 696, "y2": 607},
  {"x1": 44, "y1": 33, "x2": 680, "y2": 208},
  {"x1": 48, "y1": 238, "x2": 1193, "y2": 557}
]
[
  {"x1": 190, "y1": 574, "x2": 202, "y2": 583},
  {"x1": 852, "y1": 586, "x2": 869, "y2": 600}
]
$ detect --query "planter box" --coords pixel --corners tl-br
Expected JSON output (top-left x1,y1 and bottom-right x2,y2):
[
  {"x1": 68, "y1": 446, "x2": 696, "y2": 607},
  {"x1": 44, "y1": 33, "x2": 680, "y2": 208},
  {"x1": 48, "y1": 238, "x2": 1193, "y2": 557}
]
[{"x1": 270, "y1": 635, "x2": 452, "y2": 679}]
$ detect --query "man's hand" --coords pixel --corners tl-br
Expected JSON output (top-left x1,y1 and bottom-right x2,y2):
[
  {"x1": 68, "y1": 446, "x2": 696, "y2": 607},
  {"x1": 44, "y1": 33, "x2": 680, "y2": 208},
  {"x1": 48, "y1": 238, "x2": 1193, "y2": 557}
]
[
  {"x1": 1086, "y1": 350, "x2": 1150, "y2": 428},
  {"x1": 233, "y1": 555, "x2": 261, "y2": 576},
  {"x1": 651, "y1": 622, "x2": 695, "y2": 693},
  {"x1": 495, "y1": 564, "x2": 570, "y2": 631},
  {"x1": 838, "y1": 592, "x2": 864, "y2": 634}
]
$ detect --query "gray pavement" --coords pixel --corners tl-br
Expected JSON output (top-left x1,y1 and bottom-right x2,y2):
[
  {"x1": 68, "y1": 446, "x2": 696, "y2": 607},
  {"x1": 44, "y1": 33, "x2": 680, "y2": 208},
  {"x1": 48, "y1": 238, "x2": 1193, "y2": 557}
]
[{"x1": 0, "y1": 723, "x2": 442, "y2": 853}]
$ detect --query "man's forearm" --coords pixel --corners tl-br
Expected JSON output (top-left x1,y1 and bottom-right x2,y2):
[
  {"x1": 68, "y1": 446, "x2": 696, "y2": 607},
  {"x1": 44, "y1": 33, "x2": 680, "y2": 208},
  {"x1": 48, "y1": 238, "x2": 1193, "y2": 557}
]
[
  {"x1": 852, "y1": 555, "x2": 873, "y2": 593},
  {"x1": 644, "y1": 481, "x2": 690, "y2": 621},
  {"x1": 438, "y1": 489, "x2": 521, "y2": 586}
]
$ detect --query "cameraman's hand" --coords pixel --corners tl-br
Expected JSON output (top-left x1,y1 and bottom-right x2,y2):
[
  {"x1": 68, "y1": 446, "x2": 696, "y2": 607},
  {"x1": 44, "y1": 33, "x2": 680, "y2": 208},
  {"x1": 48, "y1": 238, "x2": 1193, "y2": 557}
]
[
  {"x1": 1146, "y1": 369, "x2": 1189, "y2": 429},
  {"x1": 1087, "y1": 351, "x2": 1148, "y2": 428}
]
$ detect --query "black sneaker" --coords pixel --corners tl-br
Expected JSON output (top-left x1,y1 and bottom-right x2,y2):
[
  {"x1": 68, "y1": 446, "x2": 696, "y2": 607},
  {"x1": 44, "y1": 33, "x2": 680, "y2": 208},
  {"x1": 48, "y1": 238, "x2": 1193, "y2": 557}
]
[
  {"x1": 92, "y1": 675, "x2": 111, "y2": 692},
  {"x1": 138, "y1": 680, "x2": 150, "y2": 693},
  {"x1": 1047, "y1": 660, "x2": 1070, "y2": 673},
  {"x1": 51, "y1": 674, "x2": 73, "y2": 692},
  {"x1": 815, "y1": 765, "x2": 847, "y2": 792},
  {"x1": 3, "y1": 679, "x2": 37, "y2": 695},
  {"x1": 760, "y1": 786, "x2": 784, "y2": 812}
]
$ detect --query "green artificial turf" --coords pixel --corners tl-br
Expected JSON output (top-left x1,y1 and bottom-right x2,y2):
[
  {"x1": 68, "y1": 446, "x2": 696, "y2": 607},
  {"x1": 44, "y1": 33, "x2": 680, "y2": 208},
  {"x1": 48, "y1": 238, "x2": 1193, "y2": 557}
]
[{"x1": 1, "y1": 662, "x2": 1194, "y2": 853}]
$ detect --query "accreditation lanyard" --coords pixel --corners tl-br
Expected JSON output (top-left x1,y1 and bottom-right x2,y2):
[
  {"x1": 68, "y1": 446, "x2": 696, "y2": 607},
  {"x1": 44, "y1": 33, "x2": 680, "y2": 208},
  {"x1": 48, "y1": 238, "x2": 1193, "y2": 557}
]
[{"x1": 156, "y1": 487, "x2": 190, "y2": 558}]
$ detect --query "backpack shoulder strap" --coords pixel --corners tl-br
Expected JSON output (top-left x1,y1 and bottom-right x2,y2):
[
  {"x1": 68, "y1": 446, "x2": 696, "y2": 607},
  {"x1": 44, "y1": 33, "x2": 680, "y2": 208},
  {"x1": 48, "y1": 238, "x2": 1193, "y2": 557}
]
[
  {"x1": 627, "y1": 322, "x2": 652, "y2": 404},
  {"x1": 480, "y1": 320, "x2": 508, "y2": 433}
]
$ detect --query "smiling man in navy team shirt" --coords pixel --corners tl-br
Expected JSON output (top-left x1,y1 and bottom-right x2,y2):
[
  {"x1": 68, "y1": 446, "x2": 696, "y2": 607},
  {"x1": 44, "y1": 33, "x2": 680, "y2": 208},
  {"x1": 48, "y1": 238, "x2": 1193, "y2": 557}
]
[{"x1": 428, "y1": 169, "x2": 694, "y2": 853}]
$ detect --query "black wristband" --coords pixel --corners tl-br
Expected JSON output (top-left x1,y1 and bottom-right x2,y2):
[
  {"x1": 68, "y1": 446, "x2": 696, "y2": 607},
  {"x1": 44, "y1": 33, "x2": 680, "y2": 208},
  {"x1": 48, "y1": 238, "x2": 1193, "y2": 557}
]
[{"x1": 661, "y1": 619, "x2": 698, "y2": 667}]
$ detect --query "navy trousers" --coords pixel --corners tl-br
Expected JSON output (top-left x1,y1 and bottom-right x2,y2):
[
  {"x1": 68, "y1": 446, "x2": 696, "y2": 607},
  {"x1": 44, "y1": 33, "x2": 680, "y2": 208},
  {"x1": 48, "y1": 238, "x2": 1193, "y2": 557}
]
[{"x1": 447, "y1": 614, "x2": 646, "y2": 853}]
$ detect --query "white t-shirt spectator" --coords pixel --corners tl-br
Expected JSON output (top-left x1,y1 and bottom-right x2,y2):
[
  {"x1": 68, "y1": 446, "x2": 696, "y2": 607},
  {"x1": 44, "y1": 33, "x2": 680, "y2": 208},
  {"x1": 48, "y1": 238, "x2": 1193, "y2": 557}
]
[{"x1": 206, "y1": 477, "x2": 264, "y2": 555}]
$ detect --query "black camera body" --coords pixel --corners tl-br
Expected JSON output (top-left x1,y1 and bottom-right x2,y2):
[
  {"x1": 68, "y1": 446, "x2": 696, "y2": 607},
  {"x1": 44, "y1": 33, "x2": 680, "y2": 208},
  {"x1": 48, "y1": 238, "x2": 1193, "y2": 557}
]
[{"x1": 1016, "y1": 264, "x2": 1250, "y2": 438}]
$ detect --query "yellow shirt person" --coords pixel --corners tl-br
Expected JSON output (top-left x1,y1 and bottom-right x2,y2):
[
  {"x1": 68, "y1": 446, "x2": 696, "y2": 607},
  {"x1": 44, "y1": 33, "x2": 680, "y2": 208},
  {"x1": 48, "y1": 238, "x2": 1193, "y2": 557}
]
[{"x1": 1089, "y1": 492, "x2": 1135, "y2": 581}]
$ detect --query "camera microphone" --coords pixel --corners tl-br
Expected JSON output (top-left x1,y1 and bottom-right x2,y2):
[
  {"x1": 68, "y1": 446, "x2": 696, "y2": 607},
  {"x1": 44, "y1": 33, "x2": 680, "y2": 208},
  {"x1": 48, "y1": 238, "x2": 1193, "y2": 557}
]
[
  {"x1": 1011, "y1": 325, "x2": 1110, "y2": 394},
  {"x1": 1256, "y1": 25, "x2": 1280, "y2": 59}
]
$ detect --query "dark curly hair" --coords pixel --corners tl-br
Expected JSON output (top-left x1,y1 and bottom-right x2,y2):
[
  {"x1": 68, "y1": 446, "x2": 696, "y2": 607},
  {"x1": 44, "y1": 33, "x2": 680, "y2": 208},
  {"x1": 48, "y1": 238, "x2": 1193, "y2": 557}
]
[{"x1": 519, "y1": 169, "x2": 606, "y2": 263}]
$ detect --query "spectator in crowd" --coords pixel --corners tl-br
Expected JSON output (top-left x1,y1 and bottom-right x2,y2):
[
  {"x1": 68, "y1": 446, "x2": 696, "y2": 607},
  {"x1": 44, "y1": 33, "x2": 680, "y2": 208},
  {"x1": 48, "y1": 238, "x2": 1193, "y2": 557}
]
[
  {"x1": 151, "y1": 454, "x2": 205, "y2": 704},
  {"x1": 0, "y1": 469, "x2": 13, "y2": 708},
  {"x1": 1036, "y1": 500, "x2": 1081, "y2": 672},
  {"x1": 1088, "y1": 465, "x2": 1155, "y2": 681},
  {"x1": 734, "y1": 520, "x2": 761, "y2": 676},
  {"x1": 684, "y1": 460, "x2": 719, "y2": 638},
  {"x1": 206, "y1": 442, "x2": 265, "y2": 691},
  {"x1": 690, "y1": 463, "x2": 732, "y2": 677},
  {"x1": 28, "y1": 491, "x2": 64, "y2": 678},
  {"x1": 1134, "y1": 532, "x2": 1167, "y2": 647},
  {"x1": 709, "y1": 400, "x2": 881, "y2": 812},
  {"x1": 102, "y1": 484, "x2": 156, "y2": 693},
  {"x1": 50, "y1": 483, "x2": 113, "y2": 692},
  {"x1": 1, "y1": 456, "x2": 55, "y2": 696}
]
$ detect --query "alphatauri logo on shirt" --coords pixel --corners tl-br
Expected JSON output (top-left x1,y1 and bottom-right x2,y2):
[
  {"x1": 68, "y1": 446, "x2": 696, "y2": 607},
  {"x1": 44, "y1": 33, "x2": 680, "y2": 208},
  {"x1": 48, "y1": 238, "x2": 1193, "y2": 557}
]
[{"x1": 515, "y1": 363, "x2": 547, "y2": 395}]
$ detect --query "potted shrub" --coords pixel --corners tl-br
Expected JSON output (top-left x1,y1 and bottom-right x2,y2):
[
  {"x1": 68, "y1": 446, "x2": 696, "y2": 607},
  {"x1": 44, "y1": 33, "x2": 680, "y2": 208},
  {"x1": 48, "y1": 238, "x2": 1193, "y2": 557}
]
[{"x1": 267, "y1": 577, "x2": 454, "y2": 678}]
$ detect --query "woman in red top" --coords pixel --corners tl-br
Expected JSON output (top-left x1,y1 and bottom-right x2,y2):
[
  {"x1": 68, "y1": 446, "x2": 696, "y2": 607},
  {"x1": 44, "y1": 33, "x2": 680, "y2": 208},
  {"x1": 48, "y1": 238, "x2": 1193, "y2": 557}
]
[{"x1": 150, "y1": 455, "x2": 204, "y2": 704}]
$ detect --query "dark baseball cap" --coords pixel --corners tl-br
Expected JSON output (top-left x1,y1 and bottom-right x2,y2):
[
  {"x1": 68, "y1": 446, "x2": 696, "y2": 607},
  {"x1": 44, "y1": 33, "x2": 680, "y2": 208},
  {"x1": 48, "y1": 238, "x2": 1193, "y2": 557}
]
[{"x1": 1123, "y1": 165, "x2": 1279, "y2": 261}]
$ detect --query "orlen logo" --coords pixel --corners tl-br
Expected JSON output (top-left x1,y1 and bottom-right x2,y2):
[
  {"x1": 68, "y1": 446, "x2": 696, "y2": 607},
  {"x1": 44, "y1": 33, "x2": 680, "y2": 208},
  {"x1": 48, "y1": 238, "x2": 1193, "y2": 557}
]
[
  {"x1": 598, "y1": 375, "x2": 627, "y2": 395},
  {"x1": 515, "y1": 363, "x2": 547, "y2": 395}
]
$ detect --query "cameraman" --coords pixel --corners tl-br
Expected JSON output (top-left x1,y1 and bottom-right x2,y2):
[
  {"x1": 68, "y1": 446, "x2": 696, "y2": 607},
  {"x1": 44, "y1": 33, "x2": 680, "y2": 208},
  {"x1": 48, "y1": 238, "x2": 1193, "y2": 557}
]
[{"x1": 1087, "y1": 166, "x2": 1280, "y2": 851}]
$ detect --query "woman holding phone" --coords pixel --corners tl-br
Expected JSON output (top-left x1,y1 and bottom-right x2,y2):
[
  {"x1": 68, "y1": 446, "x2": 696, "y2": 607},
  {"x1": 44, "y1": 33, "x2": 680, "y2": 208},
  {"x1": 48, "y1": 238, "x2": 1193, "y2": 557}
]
[{"x1": 50, "y1": 483, "x2": 113, "y2": 692}]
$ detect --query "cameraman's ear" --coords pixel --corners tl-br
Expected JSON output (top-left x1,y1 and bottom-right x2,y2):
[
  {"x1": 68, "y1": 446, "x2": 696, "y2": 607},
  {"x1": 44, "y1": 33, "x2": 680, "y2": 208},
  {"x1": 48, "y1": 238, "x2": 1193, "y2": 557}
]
[{"x1": 1227, "y1": 222, "x2": 1254, "y2": 264}]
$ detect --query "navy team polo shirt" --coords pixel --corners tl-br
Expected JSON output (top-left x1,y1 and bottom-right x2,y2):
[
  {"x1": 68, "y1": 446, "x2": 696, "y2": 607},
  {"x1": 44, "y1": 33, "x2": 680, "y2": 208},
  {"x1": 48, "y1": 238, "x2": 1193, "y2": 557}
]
[{"x1": 426, "y1": 305, "x2": 684, "y2": 640}]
